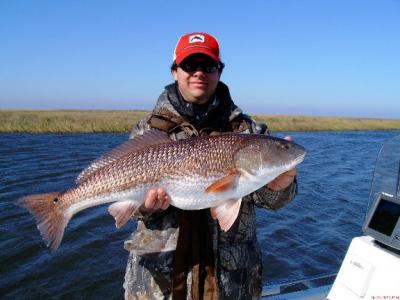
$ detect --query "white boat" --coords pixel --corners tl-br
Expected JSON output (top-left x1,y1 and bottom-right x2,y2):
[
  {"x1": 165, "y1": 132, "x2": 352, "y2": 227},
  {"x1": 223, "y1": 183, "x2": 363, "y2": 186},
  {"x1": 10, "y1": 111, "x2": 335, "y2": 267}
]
[{"x1": 262, "y1": 135, "x2": 400, "y2": 299}]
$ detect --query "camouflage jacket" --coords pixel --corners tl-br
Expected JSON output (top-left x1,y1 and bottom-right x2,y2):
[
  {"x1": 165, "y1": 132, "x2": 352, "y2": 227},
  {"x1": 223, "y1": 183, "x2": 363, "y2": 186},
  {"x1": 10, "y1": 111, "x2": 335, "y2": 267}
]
[{"x1": 123, "y1": 82, "x2": 297, "y2": 300}]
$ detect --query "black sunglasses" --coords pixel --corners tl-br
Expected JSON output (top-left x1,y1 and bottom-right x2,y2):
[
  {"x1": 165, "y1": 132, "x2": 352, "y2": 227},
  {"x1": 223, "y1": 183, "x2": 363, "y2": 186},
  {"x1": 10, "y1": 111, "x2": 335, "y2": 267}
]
[{"x1": 177, "y1": 60, "x2": 223, "y2": 74}]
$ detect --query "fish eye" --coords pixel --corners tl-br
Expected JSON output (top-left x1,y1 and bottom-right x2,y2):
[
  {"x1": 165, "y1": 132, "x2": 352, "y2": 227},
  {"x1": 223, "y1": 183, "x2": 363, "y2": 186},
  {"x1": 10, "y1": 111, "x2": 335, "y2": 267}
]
[{"x1": 53, "y1": 197, "x2": 59, "y2": 203}]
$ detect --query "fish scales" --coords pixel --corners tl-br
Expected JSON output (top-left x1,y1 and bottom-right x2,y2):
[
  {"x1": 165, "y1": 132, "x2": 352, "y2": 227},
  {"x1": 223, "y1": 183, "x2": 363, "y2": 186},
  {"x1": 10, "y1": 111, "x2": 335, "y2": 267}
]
[{"x1": 65, "y1": 134, "x2": 240, "y2": 204}]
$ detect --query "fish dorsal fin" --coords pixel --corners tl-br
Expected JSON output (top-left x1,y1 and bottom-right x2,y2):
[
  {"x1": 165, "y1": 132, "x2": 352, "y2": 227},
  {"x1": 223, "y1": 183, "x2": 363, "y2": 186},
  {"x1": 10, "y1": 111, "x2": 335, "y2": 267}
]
[{"x1": 76, "y1": 130, "x2": 172, "y2": 184}]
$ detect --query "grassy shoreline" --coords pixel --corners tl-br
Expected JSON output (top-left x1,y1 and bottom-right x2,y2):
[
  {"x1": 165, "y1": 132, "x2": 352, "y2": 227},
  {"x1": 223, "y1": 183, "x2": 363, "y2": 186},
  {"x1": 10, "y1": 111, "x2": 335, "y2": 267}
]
[{"x1": 1, "y1": 109, "x2": 400, "y2": 133}]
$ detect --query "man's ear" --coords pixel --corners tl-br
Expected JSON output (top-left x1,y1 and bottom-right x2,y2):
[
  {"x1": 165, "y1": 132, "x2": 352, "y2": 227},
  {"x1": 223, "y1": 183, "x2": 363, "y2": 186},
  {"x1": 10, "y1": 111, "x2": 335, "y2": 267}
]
[{"x1": 172, "y1": 69, "x2": 178, "y2": 81}]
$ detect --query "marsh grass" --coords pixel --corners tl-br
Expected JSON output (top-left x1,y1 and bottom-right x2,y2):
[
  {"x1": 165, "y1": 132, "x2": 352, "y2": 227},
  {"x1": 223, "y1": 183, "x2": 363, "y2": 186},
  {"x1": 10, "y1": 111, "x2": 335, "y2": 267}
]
[
  {"x1": 1, "y1": 110, "x2": 399, "y2": 133},
  {"x1": 0, "y1": 110, "x2": 147, "y2": 133},
  {"x1": 254, "y1": 114, "x2": 400, "y2": 132}
]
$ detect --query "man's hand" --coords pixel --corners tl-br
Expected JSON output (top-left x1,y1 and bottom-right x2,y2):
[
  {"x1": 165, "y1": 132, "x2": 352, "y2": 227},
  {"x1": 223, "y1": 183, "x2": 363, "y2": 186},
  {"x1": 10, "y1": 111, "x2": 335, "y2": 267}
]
[
  {"x1": 143, "y1": 188, "x2": 170, "y2": 211},
  {"x1": 267, "y1": 135, "x2": 297, "y2": 192},
  {"x1": 267, "y1": 168, "x2": 296, "y2": 191}
]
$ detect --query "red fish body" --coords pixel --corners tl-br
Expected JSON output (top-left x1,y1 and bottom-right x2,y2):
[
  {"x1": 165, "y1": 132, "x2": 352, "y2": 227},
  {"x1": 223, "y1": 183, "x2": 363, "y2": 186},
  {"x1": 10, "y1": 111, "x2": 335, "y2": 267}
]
[{"x1": 19, "y1": 131, "x2": 306, "y2": 251}]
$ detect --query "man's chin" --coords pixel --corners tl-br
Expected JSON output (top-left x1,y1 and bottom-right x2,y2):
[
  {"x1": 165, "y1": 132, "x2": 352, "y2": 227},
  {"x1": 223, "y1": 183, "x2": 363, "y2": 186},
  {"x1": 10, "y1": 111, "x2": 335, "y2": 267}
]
[{"x1": 186, "y1": 95, "x2": 210, "y2": 105}]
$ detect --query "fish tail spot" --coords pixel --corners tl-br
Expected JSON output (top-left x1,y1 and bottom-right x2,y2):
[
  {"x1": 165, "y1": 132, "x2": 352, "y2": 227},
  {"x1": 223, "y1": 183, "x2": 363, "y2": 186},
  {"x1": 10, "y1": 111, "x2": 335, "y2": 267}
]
[{"x1": 17, "y1": 192, "x2": 70, "y2": 252}]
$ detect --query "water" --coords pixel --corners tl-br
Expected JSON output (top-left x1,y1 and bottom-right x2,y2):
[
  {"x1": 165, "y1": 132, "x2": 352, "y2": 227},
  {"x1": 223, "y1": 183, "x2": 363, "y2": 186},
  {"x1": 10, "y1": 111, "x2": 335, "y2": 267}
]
[{"x1": 1, "y1": 131, "x2": 399, "y2": 299}]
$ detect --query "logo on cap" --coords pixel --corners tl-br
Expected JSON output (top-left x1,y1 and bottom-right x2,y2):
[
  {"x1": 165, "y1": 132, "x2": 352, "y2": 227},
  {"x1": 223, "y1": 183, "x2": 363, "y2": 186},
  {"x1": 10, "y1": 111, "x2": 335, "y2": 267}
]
[{"x1": 189, "y1": 34, "x2": 205, "y2": 43}]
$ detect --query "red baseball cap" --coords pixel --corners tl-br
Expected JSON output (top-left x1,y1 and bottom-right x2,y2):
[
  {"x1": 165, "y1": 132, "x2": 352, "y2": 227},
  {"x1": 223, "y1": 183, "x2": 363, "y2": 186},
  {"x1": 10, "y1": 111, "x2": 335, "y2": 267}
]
[{"x1": 173, "y1": 32, "x2": 221, "y2": 64}]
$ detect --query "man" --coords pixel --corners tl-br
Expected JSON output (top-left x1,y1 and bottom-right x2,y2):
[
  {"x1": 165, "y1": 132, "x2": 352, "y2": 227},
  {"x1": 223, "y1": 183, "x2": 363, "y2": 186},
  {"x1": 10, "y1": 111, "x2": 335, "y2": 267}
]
[{"x1": 124, "y1": 32, "x2": 297, "y2": 300}]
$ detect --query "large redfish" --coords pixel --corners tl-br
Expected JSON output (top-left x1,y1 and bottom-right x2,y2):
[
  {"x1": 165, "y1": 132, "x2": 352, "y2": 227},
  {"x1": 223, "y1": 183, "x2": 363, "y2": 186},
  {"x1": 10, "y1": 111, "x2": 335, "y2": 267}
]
[{"x1": 18, "y1": 130, "x2": 306, "y2": 251}]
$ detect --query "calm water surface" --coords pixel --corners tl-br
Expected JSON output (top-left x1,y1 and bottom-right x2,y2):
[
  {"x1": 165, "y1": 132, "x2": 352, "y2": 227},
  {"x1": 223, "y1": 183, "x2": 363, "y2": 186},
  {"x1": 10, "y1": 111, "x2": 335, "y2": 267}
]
[{"x1": 1, "y1": 130, "x2": 399, "y2": 299}]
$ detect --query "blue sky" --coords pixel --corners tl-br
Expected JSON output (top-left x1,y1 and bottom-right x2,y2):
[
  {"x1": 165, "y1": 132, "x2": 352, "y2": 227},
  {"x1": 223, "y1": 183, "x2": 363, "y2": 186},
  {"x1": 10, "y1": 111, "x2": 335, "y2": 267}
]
[{"x1": 0, "y1": 0, "x2": 399, "y2": 118}]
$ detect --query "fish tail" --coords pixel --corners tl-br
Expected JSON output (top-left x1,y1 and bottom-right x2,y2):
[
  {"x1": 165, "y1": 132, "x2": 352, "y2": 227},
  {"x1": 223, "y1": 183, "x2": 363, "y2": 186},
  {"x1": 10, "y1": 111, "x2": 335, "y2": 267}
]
[{"x1": 17, "y1": 192, "x2": 71, "y2": 252}]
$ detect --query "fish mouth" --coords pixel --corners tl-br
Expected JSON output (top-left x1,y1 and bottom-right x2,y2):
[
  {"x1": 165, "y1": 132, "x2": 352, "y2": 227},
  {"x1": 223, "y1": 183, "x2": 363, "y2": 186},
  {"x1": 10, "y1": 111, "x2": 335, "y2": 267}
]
[
  {"x1": 288, "y1": 152, "x2": 306, "y2": 169},
  {"x1": 296, "y1": 152, "x2": 306, "y2": 164}
]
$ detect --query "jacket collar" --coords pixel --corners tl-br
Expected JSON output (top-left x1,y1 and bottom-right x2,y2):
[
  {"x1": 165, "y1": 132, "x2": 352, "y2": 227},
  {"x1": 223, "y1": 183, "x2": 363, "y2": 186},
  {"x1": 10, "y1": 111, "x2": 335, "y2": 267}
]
[{"x1": 164, "y1": 81, "x2": 235, "y2": 127}]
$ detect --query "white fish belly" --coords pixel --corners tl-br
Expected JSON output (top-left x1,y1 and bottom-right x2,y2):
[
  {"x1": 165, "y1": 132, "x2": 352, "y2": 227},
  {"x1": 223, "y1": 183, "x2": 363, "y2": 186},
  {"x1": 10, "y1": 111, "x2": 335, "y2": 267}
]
[
  {"x1": 162, "y1": 175, "x2": 265, "y2": 210},
  {"x1": 159, "y1": 177, "x2": 222, "y2": 210}
]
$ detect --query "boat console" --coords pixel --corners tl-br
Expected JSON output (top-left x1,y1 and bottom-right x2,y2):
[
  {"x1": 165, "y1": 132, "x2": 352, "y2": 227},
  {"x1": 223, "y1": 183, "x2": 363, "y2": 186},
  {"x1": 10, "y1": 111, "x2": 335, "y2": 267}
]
[{"x1": 363, "y1": 192, "x2": 400, "y2": 251}]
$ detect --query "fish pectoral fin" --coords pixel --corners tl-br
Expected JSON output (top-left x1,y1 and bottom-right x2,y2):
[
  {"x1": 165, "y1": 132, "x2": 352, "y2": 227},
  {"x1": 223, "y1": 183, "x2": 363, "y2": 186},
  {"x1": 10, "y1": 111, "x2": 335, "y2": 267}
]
[
  {"x1": 205, "y1": 171, "x2": 240, "y2": 193},
  {"x1": 108, "y1": 201, "x2": 138, "y2": 229},
  {"x1": 210, "y1": 198, "x2": 242, "y2": 232}
]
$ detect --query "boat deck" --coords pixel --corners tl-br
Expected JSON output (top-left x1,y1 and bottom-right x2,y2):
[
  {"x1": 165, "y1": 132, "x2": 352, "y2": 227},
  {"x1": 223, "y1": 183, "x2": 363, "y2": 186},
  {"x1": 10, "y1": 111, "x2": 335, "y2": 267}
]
[{"x1": 262, "y1": 273, "x2": 335, "y2": 299}]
